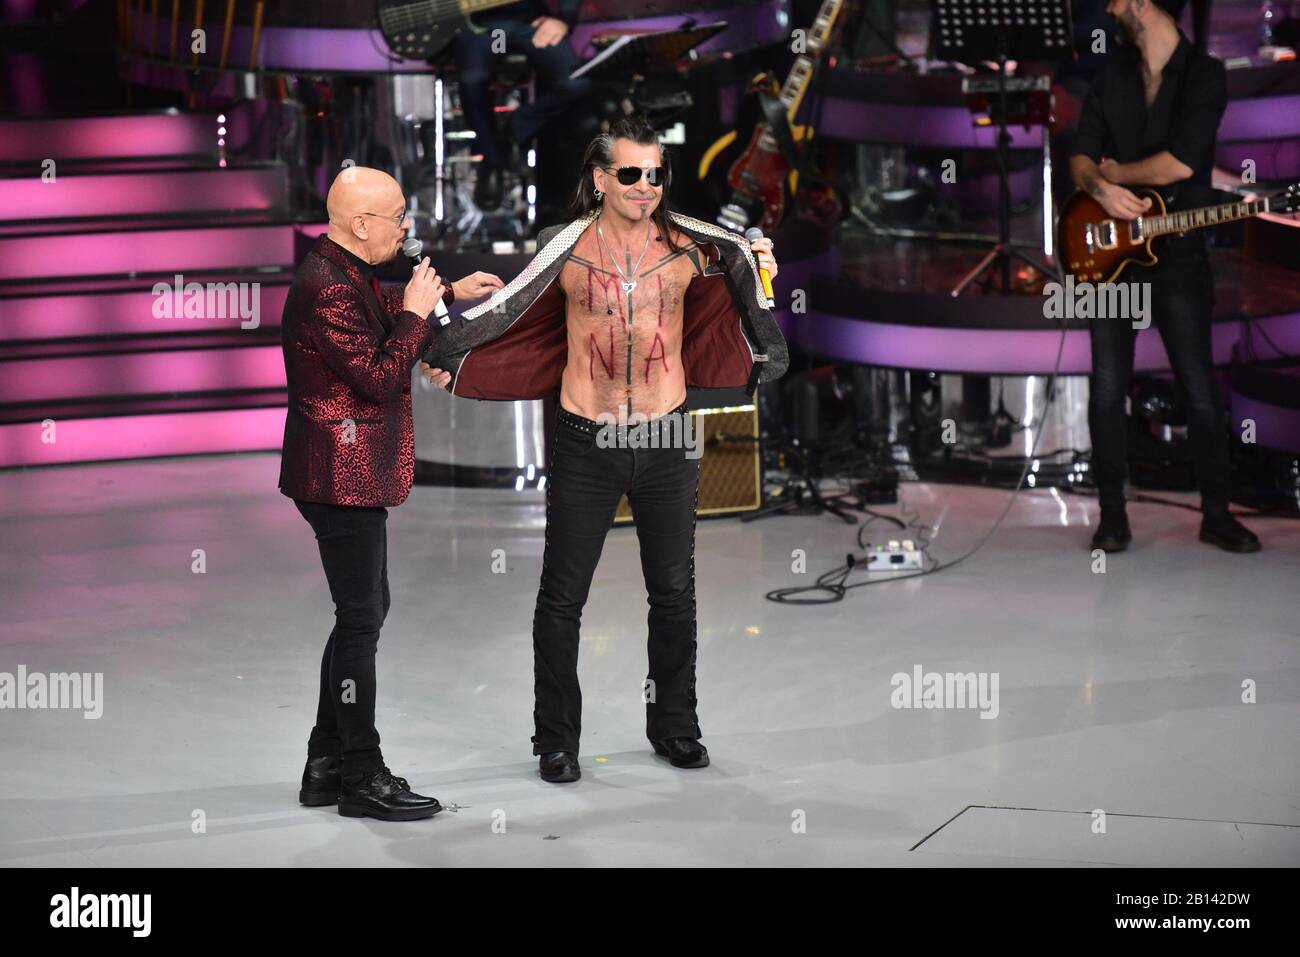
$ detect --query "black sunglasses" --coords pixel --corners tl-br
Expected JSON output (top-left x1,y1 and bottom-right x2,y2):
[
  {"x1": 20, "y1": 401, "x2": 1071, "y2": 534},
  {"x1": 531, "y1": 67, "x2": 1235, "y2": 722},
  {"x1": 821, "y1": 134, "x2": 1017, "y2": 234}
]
[{"x1": 602, "y1": 165, "x2": 666, "y2": 187}]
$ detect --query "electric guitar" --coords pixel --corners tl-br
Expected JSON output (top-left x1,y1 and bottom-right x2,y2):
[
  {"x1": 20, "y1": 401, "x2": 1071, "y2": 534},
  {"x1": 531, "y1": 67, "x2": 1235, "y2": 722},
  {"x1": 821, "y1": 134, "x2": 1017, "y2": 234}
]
[
  {"x1": 1058, "y1": 183, "x2": 1300, "y2": 283},
  {"x1": 377, "y1": 0, "x2": 532, "y2": 60},
  {"x1": 699, "y1": 0, "x2": 844, "y2": 233}
]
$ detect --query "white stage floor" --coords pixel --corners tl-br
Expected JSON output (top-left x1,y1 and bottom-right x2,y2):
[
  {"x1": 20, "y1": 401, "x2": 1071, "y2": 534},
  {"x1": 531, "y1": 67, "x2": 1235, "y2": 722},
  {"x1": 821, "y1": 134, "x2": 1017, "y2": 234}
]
[{"x1": 1, "y1": 453, "x2": 1296, "y2": 867}]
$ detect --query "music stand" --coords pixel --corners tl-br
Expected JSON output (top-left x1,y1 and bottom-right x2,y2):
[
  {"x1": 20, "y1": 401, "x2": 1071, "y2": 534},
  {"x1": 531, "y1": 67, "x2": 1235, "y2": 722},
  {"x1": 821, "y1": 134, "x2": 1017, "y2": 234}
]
[
  {"x1": 931, "y1": 0, "x2": 1073, "y2": 295},
  {"x1": 570, "y1": 22, "x2": 728, "y2": 82}
]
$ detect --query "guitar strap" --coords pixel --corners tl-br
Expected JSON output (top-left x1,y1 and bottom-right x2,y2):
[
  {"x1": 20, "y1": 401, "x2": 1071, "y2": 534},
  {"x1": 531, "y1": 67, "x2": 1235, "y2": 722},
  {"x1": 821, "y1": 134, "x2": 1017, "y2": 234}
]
[{"x1": 757, "y1": 87, "x2": 803, "y2": 174}]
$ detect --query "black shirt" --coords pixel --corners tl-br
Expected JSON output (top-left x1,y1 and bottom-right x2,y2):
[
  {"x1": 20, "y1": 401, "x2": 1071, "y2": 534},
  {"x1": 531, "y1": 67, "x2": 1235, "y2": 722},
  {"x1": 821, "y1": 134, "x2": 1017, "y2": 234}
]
[
  {"x1": 1072, "y1": 32, "x2": 1227, "y2": 214},
  {"x1": 331, "y1": 238, "x2": 374, "y2": 280}
]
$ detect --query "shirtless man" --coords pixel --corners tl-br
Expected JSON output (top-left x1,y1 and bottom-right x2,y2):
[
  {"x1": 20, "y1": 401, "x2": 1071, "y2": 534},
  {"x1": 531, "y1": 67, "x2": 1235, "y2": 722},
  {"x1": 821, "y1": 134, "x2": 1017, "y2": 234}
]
[{"x1": 422, "y1": 116, "x2": 780, "y2": 782}]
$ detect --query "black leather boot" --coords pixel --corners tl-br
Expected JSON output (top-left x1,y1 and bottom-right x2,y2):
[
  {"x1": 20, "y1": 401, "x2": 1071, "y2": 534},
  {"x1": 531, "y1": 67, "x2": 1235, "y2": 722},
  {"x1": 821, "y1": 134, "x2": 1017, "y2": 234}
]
[
  {"x1": 539, "y1": 751, "x2": 580, "y2": 783},
  {"x1": 338, "y1": 767, "x2": 441, "y2": 822},
  {"x1": 298, "y1": 755, "x2": 341, "y2": 806},
  {"x1": 1091, "y1": 509, "x2": 1132, "y2": 552},
  {"x1": 1200, "y1": 509, "x2": 1261, "y2": 553},
  {"x1": 651, "y1": 737, "x2": 710, "y2": 769}
]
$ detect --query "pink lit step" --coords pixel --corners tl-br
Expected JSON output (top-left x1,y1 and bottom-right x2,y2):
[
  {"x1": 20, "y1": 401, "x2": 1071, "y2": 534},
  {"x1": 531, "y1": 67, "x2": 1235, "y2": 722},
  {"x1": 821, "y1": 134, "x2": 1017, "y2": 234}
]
[
  {"x1": 0, "y1": 164, "x2": 288, "y2": 221},
  {"x1": 0, "y1": 110, "x2": 219, "y2": 164},
  {"x1": 0, "y1": 223, "x2": 297, "y2": 281},
  {"x1": 0, "y1": 405, "x2": 286, "y2": 468},
  {"x1": 0, "y1": 278, "x2": 290, "y2": 340},
  {"x1": 0, "y1": 344, "x2": 286, "y2": 404}
]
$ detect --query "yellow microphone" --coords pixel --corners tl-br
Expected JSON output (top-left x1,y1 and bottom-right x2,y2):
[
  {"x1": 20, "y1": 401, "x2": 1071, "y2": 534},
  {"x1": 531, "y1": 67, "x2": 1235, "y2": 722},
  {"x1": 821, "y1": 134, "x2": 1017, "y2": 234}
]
[{"x1": 744, "y1": 227, "x2": 775, "y2": 307}]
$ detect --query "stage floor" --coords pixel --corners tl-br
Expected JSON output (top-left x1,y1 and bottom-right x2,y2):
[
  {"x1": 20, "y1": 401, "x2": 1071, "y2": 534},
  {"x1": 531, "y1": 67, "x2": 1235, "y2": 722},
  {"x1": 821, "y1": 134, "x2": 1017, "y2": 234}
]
[{"x1": 1, "y1": 454, "x2": 1297, "y2": 867}]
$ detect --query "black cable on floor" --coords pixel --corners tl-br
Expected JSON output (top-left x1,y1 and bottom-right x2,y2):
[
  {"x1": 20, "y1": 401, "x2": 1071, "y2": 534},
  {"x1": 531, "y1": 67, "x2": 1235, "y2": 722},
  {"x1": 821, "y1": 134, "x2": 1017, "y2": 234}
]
[{"x1": 765, "y1": 305, "x2": 1070, "y2": 605}]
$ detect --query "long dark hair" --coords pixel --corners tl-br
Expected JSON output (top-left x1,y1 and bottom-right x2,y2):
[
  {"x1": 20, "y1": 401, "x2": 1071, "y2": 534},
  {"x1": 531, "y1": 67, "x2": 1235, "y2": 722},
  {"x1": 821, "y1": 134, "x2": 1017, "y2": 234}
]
[{"x1": 569, "y1": 115, "x2": 684, "y2": 252}]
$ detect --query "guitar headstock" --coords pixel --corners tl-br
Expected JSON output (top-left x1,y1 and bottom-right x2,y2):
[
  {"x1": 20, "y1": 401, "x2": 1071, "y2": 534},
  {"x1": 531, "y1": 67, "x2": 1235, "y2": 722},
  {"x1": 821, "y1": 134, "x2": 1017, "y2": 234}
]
[{"x1": 1273, "y1": 182, "x2": 1300, "y2": 214}]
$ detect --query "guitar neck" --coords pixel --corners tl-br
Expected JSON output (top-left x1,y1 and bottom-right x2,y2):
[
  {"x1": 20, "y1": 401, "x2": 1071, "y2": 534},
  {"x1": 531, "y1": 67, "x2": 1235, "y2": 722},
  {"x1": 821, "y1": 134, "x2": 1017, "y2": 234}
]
[
  {"x1": 1145, "y1": 196, "x2": 1272, "y2": 237},
  {"x1": 757, "y1": 0, "x2": 843, "y2": 151},
  {"x1": 464, "y1": 0, "x2": 526, "y2": 12},
  {"x1": 384, "y1": 0, "x2": 520, "y2": 29}
]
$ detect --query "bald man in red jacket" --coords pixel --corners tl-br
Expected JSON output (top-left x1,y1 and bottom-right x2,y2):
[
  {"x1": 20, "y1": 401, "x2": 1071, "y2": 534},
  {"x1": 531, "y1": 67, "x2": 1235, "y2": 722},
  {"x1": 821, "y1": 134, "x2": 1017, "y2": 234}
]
[{"x1": 279, "y1": 166, "x2": 498, "y2": 821}]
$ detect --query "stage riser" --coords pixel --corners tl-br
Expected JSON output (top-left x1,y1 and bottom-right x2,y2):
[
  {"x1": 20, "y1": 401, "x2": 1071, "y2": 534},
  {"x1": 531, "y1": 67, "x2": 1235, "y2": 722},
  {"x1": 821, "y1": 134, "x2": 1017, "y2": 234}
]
[
  {"x1": 0, "y1": 283, "x2": 290, "y2": 341},
  {"x1": 0, "y1": 112, "x2": 219, "y2": 164},
  {"x1": 0, "y1": 224, "x2": 297, "y2": 282},
  {"x1": 0, "y1": 166, "x2": 287, "y2": 221},
  {"x1": 778, "y1": 308, "x2": 1300, "y2": 377},
  {"x1": 0, "y1": 406, "x2": 285, "y2": 468},
  {"x1": 0, "y1": 346, "x2": 285, "y2": 405}
]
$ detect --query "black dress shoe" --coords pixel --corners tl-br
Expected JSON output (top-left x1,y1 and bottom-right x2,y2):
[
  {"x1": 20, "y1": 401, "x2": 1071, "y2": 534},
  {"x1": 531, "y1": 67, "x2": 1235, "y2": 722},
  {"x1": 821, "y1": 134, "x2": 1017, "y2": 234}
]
[
  {"x1": 539, "y1": 751, "x2": 580, "y2": 783},
  {"x1": 651, "y1": 737, "x2": 710, "y2": 769},
  {"x1": 298, "y1": 755, "x2": 341, "y2": 806},
  {"x1": 338, "y1": 767, "x2": 441, "y2": 822},
  {"x1": 1091, "y1": 510, "x2": 1132, "y2": 552},
  {"x1": 1200, "y1": 509, "x2": 1261, "y2": 553}
]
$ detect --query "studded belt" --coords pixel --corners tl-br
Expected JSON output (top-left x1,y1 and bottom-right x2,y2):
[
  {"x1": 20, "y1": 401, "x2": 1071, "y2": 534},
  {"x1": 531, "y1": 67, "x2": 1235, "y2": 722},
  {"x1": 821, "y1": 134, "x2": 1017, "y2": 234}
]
[{"x1": 556, "y1": 400, "x2": 689, "y2": 435}]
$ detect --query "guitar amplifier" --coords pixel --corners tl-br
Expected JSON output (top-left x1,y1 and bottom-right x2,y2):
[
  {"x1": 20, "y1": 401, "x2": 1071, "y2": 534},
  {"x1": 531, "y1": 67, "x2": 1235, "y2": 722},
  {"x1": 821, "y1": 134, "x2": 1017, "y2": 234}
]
[{"x1": 613, "y1": 394, "x2": 762, "y2": 525}]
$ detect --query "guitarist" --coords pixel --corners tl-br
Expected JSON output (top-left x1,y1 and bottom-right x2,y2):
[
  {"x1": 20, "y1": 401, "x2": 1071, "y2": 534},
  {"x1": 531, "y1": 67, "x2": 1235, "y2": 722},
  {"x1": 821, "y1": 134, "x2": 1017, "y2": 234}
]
[
  {"x1": 452, "y1": 1, "x2": 589, "y2": 209},
  {"x1": 1068, "y1": 0, "x2": 1259, "y2": 553}
]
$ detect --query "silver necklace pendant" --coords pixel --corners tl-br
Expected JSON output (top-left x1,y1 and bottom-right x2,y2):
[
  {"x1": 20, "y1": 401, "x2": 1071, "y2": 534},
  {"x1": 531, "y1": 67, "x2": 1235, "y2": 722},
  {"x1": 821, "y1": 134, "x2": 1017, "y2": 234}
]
[{"x1": 621, "y1": 280, "x2": 636, "y2": 294}]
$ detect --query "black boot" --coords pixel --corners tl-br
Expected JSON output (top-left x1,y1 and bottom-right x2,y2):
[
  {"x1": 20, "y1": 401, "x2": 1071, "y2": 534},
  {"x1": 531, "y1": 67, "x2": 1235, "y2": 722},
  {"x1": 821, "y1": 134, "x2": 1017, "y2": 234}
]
[
  {"x1": 1090, "y1": 509, "x2": 1132, "y2": 552},
  {"x1": 298, "y1": 755, "x2": 340, "y2": 806},
  {"x1": 1199, "y1": 508, "x2": 1261, "y2": 553},
  {"x1": 538, "y1": 751, "x2": 580, "y2": 783},
  {"x1": 651, "y1": 737, "x2": 710, "y2": 769},
  {"x1": 338, "y1": 767, "x2": 441, "y2": 822}
]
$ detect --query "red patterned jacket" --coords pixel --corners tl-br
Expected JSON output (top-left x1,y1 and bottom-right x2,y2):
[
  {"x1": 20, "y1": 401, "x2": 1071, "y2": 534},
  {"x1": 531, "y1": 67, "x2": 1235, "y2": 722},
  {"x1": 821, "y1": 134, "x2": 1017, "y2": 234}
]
[{"x1": 278, "y1": 236, "x2": 440, "y2": 507}]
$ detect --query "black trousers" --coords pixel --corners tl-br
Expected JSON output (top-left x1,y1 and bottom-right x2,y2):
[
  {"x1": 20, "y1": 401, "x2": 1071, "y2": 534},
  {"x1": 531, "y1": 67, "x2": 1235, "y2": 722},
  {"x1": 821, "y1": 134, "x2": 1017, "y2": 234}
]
[
  {"x1": 454, "y1": 17, "x2": 593, "y2": 167},
  {"x1": 531, "y1": 401, "x2": 702, "y2": 755},
  {"x1": 1087, "y1": 249, "x2": 1231, "y2": 512},
  {"x1": 294, "y1": 499, "x2": 389, "y2": 778}
]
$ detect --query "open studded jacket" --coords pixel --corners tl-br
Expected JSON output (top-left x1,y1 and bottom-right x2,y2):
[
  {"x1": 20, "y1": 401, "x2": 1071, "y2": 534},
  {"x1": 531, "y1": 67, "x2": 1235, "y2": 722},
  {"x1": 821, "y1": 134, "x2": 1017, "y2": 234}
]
[{"x1": 423, "y1": 210, "x2": 790, "y2": 399}]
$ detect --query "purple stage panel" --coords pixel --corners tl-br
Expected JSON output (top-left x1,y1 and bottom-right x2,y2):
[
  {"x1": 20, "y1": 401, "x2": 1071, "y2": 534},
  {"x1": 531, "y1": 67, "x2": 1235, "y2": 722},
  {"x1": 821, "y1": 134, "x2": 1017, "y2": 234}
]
[
  {"x1": 0, "y1": 111, "x2": 218, "y2": 163},
  {"x1": 1231, "y1": 393, "x2": 1300, "y2": 454},
  {"x1": 0, "y1": 166, "x2": 287, "y2": 220},
  {"x1": 1218, "y1": 94, "x2": 1300, "y2": 142},
  {"x1": 776, "y1": 309, "x2": 1300, "y2": 376},
  {"x1": 1216, "y1": 141, "x2": 1300, "y2": 182},
  {"x1": 0, "y1": 346, "x2": 286, "y2": 404},
  {"x1": 814, "y1": 99, "x2": 1045, "y2": 150},
  {"x1": 0, "y1": 284, "x2": 290, "y2": 340},
  {"x1": 0, "y1": 224, "x2": 297, "y2": 281},
  {"x1": 0, "y1": 406, "x2": 287, "y2": 468},
  {"x1": 125, "y1": 3, "x2": 788, "y2": 75}
]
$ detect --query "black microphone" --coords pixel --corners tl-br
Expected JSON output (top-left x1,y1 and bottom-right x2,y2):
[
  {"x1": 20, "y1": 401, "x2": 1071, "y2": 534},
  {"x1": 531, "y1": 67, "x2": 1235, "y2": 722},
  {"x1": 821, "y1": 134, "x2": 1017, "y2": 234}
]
[{"x1": 402, "y1": 237, "x2": 450, "y2": 326}]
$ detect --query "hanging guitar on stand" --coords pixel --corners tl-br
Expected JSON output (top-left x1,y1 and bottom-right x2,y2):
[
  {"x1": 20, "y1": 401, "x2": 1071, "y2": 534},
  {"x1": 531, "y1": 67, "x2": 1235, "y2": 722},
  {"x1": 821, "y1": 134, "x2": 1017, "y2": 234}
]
[{"x1": 697, "y1": 0, "x2": 845, "y2": 234}]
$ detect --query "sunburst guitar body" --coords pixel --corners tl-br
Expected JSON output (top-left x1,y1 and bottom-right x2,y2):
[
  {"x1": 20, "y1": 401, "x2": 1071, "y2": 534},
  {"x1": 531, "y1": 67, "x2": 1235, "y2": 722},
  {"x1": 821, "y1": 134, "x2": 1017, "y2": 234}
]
[
  {"x1": 1058, "y1": 183, "x2": 1298, "y2": 284},
  {"x1": 1058, "y1": 188, "x2": 1165, "y2": 283}
]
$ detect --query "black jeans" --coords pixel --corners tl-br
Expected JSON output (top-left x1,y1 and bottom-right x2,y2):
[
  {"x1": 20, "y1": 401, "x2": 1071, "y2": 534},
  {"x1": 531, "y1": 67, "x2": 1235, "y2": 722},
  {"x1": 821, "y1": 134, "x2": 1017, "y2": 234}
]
[
  {"x1": 454, "y1": 17, "x2": 592, "y2": 167},
  {"x1": 531, "y1": 401, "x2": 702, "y2": 755},
  {"x1": 294, "y1": 499, "x2": 389, "y2": 779},
  {"x1": 1087, "y1": 248, "x2": 1231, "y2": 512}
]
